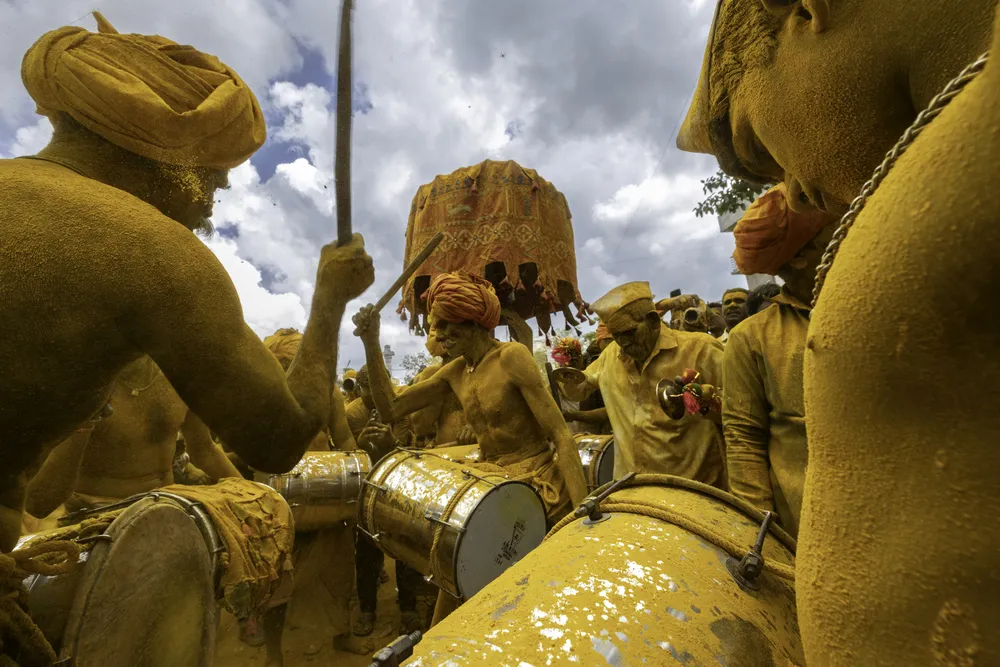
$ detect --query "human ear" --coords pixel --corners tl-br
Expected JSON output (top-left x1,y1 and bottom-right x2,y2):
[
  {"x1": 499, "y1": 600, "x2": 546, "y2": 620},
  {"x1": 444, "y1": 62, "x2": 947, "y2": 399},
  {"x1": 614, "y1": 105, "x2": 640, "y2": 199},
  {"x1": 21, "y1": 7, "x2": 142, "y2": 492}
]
[{"x1": 759, "y1": 0, "x2": 830, "y2": 33}]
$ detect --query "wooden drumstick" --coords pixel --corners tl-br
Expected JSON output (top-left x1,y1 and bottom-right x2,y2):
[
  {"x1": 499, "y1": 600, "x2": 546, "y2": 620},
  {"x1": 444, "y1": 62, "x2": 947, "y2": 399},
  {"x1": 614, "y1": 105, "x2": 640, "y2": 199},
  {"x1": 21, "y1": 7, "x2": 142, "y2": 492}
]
[
  {"x1": 371, "y1": 232, "x2": 445, "y2": 314},
  {"x1": 335, "y1": 0, "x2": 354, "y2": 247}
]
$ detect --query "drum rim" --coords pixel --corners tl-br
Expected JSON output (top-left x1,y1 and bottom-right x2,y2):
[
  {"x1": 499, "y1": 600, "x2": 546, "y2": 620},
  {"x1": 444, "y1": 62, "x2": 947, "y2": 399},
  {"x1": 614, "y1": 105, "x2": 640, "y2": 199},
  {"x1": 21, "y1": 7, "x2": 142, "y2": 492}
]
[
  {"x1": 451, "y1": 478, "x2": 545, "y2": 600},
  {"x1": 60, "y1": 495, "x2": 220, "y2": 664},
  {"x1": 565, "y1": 473, "x2": 797, "y2": 554}
]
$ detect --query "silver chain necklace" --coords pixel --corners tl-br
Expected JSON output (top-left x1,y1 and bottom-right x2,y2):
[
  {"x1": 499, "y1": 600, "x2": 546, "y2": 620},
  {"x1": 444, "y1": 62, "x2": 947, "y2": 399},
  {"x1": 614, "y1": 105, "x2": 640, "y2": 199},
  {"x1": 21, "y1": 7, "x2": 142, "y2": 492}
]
[{"x1": 811, "y1": 51, "x2": 990, "y2": 309}]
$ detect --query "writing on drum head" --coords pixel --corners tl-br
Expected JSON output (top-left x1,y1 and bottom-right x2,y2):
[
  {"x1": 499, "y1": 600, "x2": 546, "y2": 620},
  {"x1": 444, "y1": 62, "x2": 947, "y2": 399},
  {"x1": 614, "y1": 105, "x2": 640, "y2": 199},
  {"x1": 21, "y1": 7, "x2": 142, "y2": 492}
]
[{"x1": 495, "y1": 518, "x2": 526, "y2": 565}]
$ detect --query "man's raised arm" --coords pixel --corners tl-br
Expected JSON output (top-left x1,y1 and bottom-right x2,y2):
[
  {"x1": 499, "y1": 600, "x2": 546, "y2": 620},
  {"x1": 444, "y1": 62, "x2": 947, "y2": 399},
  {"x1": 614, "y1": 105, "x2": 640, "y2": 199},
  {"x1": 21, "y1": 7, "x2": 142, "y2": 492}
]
[{"x1": 130, "y1": 228, "x2": 373, "y2": 474}]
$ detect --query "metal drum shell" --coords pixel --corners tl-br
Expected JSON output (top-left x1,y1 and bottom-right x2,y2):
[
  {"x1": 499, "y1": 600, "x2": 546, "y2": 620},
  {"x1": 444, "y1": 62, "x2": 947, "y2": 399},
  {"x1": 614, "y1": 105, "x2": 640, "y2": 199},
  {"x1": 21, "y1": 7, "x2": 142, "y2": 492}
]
[
  {"x1": 430, "y1": 444, "x2": 480, "y2": 464},
  {"x1": 406, "y1": 475, "x2": 803, "y2": 665},
  {"x1": 267, "y1": 450, "x2": 371, "y2": 531},
  {"x1": 573, "y1": 433, "x2": 615, "y2": 490},
  {"x1": 359, "y1": 449, "x2": 547, "y2": 600}
]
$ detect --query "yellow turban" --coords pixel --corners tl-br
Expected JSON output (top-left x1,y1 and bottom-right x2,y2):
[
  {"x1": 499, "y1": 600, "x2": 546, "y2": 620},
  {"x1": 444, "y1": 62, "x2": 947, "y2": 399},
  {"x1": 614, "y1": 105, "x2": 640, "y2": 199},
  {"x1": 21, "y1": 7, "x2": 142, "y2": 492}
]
[
  {"x1": 263, "y1": 328, "x2": 302, "y2": 371},
  {"x1": 21, "y1": 12, "x2": 265, "y2": 169},
  {"x1": 733, "y1": 183, "x2": 835, "y2": 275},
  {"x1": 425, "y1": 271, "x2": 502, "y2": 330}
]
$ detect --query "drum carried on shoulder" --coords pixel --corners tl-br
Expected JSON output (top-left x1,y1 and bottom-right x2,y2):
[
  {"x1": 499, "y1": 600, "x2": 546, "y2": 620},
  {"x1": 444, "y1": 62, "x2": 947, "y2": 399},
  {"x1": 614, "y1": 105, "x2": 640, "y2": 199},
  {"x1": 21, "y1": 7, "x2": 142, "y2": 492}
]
[
  {"x1": 267, "y1": 450, "x2": 371, "y2": 531},
  {"x1": 358, "y1": 449, "x2": 547, "y2": 601},
  {"x1": 15, "y1": 479, "x2": 292, "y2": 667},
  {"x1": 405, "y1": 474, "x2": 804, "y2": 665}
]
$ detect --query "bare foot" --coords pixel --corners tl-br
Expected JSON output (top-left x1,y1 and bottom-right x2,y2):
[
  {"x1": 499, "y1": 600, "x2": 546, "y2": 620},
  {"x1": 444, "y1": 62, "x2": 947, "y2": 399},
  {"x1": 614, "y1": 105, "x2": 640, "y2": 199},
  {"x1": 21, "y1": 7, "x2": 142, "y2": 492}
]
[{"x1": 400, "y1": 609, "x2": 422, "y2": 634}]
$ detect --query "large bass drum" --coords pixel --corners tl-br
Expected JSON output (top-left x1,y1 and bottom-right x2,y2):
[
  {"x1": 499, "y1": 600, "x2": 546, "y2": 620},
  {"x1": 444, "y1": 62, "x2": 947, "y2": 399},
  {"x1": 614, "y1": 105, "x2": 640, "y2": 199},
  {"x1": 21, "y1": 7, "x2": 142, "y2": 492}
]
[
  {"x1": 405, "y1": 474, "x2": 803, "y2": 665},
  {"x1": 358, "y1": 449, "x2": 546, "y2": 601},
  {"x1": 574, "y1": 433, "x2": 615, "y2": 490},
  {"x1": 267, "y1": 450, "x2": 371, "y2": 531},
  {"x1": 16, "y1": 492, "x2": 226, "y2": 667}
]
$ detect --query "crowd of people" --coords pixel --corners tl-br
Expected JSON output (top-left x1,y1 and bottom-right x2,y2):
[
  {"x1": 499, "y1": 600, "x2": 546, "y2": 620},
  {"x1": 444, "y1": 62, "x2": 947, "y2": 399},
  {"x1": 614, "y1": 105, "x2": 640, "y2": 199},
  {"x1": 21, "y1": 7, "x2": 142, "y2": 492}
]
[{"x1": 1, "y1": 2, "x2": 997, "y2": 666}]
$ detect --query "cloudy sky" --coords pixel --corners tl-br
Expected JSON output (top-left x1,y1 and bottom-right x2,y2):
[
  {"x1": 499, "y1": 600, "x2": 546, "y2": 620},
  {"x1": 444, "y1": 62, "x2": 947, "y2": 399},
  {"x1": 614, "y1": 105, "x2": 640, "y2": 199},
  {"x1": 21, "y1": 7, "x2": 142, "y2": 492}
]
[{"x1": 0, "y1": 0, "x2": 737, "y2": 377}]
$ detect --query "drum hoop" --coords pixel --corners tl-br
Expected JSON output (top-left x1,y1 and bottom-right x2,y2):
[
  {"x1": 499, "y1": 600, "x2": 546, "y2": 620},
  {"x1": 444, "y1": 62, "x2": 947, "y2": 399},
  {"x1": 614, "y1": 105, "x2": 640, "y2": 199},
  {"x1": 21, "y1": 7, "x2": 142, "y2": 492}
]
[
  {"x1": 450, "y1": 478, "x2": 543, "y2": 601},
  {"x1": 573, "y1": 473, "x2": 797, "y2": 554},
  {"x1": 59, "y1": 491, "x2": 226, "y2": 586}
]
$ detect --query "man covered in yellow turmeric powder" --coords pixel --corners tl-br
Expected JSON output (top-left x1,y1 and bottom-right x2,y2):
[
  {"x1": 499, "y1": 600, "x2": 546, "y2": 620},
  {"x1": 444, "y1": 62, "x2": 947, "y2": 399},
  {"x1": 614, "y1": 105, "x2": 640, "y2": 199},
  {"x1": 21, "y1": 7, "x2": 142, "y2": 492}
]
[
  {"x1": 0, "y1": 13, "x2": 373, "y2": 554},
  {"x1": 23, "y1": 355, "x2": 242, "y2": 522},
  {"x1": 722, "y1": 184, "x2": 834, "y2": 539},
  {"x1": 558, "y1": 282, "x2": 727, "y2": 488},
  {"x1": 353, "y1": 271, "x2": 587, "y2": 627},
  {"x1": 678, "y1": 1, "x2": 1000, "y2": 663},
  {"x1": 353, "y1": 272, "x2": 588, "y2": 521}
]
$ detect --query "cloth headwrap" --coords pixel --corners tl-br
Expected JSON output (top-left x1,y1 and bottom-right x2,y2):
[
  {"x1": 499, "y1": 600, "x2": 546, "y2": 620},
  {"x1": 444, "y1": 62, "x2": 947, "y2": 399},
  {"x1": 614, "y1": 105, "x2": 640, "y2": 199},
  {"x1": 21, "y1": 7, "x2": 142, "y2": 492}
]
[
  {"x1": 263, "y1": 328, "x2": 302, "y2": 371},
  {"x1": 733, "y1": 183, "x2": 834, "y2": 275},
  {"x1": 424, "y1": 271, "x2": 502, "y2": 330},
  {"x1": 594, "y1": 322, "x2": 612, "y2": 343},
  {"x1": 21, "y1": 12, "x2": 266, "y2": 169}
]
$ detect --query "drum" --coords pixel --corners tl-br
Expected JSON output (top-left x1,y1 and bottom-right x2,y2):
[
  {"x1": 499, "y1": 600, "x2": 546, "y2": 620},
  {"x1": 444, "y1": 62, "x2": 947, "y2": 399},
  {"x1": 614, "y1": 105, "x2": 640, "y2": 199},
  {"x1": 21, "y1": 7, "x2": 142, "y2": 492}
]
[
  {"x1": 405, "y1": 474, "x2": 804, "y2": 665},
  {"x1": 17, "y1": 491, "x2": 225, "y2": 667},
  {"x1": 574, "y1": 433, "x2": 615, "y2": 490},
  {"x1": 267, "y1": 450, "x2": 371, "y2": 531},
  {"x1": 358, "y1": 449, "x2": 546, "y2": 601}
]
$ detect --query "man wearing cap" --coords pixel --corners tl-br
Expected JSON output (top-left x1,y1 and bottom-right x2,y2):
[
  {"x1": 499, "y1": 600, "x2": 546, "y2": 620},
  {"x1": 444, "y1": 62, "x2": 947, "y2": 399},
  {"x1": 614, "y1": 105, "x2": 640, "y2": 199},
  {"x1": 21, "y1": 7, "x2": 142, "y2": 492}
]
[
  {"x1": 0, "y1": 11, "x2": 374, "y2": 561},
  {"x1": 558, "y1": 282, "x2": 727, "y2": 488},
  {"x1": 723, "y1": 184, "x2": 835, "y2": 539},
  {"x1": 720, "y1": 288, "x2": 749, "y2": 341},
  {"x1": 677, "y1": 1, "x2": 1000, "y2": 663}
]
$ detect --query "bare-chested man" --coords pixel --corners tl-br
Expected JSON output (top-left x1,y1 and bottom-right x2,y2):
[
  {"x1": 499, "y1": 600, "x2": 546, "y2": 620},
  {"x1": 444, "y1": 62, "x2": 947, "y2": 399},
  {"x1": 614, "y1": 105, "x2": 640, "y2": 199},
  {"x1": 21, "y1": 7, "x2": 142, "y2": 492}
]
[
  {"x1": 0, "y1": 13, "x2": 373, "y2": 553},
  {"x1": 24, "y1": 355, "x2": 241, "y2": 520},
  {"x1": 353, "y1": 272, "x2": 587, "y2": 519},
  {"x1": 678, "y1": 1, "x2": 1000, "y2": 662}
]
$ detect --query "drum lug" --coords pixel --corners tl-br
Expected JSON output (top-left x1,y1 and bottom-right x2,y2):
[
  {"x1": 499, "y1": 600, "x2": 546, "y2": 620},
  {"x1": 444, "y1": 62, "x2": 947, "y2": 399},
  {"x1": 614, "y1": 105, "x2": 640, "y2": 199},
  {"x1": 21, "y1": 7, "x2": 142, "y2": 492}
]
[
  {"x1": 362, "y1": 478, "x2": 388, "y2": 493},
  {"x1": 424, "y1": 510, "x2": 464, "y2": 534},
  {"x1": 357, "y1": 525, "x2": 381, "y2": 543},
  {"x1": 725, "y1": 511, "x2": 775, "y2": 592},
  {"x1": 574, "y1": 471, "x2": 636, "y2": 524}
]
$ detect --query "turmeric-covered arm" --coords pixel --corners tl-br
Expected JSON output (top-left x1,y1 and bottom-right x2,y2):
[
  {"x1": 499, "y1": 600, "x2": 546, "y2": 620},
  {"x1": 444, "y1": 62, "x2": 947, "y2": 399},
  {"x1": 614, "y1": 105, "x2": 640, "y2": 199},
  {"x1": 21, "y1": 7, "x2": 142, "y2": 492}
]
[
  {"x1": 564, "y1": 407, "x2": 608, "y2": 425},
  {"x1": 25, "y1": 429, "x2": 92, "y2": 518},
  {"x1": 506, "y1": 344, "x2": 588, "y2": 506},
  {"x1": 329, "y1": 386, "x2": 356, "y2": 450},
  {"x1": 354, "y1": 305, "x2": 451, "y2": 423},
  {"x1": 181, "y1": 411, "x2": 242, "y2": 481},
  {"x1": 722, "y1": 330, "x2": 774, "y2": 513}
]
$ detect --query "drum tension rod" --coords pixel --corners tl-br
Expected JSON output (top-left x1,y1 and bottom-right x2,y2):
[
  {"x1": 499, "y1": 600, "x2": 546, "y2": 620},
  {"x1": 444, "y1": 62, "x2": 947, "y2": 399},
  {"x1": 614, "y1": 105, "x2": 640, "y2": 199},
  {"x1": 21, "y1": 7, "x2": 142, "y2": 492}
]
[
  {"x1": 369, "y1": 630, "x2": 423, "y2": 667},
  {"x1": 725, "y1": 511, "x2": 775, "y2": 592},
  {"x1": 575, "y1": 472, "x2": 637, "y2": 524}
]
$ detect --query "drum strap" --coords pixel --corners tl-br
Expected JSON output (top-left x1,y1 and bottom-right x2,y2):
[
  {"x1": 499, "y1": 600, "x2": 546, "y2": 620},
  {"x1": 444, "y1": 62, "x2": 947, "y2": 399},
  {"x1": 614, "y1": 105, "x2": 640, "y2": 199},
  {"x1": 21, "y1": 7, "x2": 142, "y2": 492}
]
[{"x1": 0, "y1": 540, "x2": 81, "y2": 666}]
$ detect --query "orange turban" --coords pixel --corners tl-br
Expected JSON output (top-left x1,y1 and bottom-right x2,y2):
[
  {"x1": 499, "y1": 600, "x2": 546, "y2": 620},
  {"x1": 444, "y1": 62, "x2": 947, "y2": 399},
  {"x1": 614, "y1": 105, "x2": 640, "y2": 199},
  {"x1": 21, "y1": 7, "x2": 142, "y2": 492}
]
[
  {"x1": 425, "y1": 271, "x2": 502, "y2": 330},
  {"x1": 263, "y1": 328, "x2": 302, "y2": 371},
  {"x1": 733, "y1": 183, "x2": 835, "y2": 275},
  {"x1": 21, "y1": 12, "x2": 265, "y2": 169},
  {"x1": 595, "y1": 322, "x2": 612, "y2": 343}
]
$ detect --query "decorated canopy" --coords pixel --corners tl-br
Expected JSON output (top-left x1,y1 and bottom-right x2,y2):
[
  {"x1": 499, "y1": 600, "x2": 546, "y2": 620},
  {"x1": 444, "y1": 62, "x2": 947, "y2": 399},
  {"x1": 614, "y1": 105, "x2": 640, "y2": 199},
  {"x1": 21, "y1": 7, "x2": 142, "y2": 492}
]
[{"x1": 398, "y1": 159, "x2": 589, "y2": 336}]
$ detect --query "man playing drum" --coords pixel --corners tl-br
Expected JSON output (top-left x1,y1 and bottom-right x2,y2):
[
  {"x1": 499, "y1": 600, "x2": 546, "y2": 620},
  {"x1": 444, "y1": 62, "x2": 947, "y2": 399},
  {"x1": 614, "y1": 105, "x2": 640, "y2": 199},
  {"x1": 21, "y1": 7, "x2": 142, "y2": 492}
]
[
  {"x1": 353, "y1": 271, "x2": 588, "y2": 524},
  {"x1": 353, "y1": 271, "x2": 588, "y2": 624},
  {"x1": 677, "y1": 0, "x2": 1000, "y2": 662},
  {"x1": 557, "y1": 282, "x2": 727, "y2": 489},
  {"x1": 0, "y1": 12, "x2": 373, "y2": 556}
]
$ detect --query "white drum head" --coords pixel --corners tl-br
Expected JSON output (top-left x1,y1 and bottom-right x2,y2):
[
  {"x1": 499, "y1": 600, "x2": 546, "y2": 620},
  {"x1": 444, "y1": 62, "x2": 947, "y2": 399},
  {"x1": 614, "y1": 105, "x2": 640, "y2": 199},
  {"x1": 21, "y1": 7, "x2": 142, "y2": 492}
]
[{"x1": 454, "y1": 482, "x2": 546, "y2": 600}]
